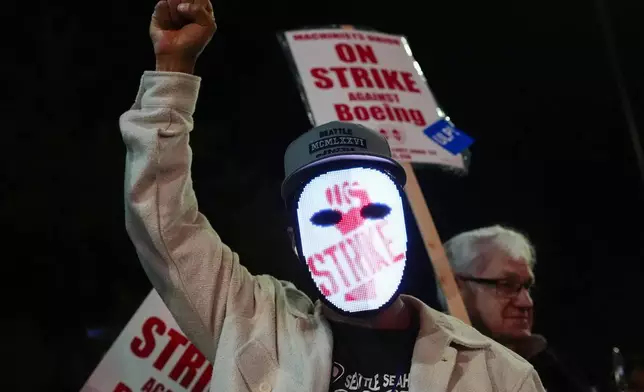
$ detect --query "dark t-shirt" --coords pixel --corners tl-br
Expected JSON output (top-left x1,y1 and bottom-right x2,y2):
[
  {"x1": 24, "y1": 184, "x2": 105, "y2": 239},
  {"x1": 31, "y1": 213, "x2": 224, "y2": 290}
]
[{"x1": 328, "y1": 313, "x2": 420, "y2": 392}]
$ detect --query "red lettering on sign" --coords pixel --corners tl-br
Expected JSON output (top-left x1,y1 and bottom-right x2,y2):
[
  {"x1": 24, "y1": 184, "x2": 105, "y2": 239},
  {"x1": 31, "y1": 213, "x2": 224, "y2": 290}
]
[
  {"x1": 335, "y1": 103, "x2": 351, "y2": 120},
  {"x1": 334, "y1": 103, "x2": 426, "y2": 126},
  {"x1": 141, "y1": 377, "x2": 173, "y2": 392},
  {"x1": 347, "y1": 92, "x2": 400, "y2": 103},
  {"x1": 354, "y1": 107, "x2": 369, "y2": 121},
  {"x1": 293, "y1": 32, "x2": 366, "y2": 41},
  {"x1": 370, "y1": 68, "x2": 385, "y2": 89},
  {"x1": 335, "y1": 43, "x2": 356, "y2": 63},
  {"x1": 131, "y1": 317, "x2": 166, "y2": 358},
  {"x1": 381, "y1": 69, "x2": 404, "y2": 91},
  {"x1": 401, "y1": 72, "x2": 421, "y2": 93},
  {"x1": 191, "y1": 362, "x2": 213, "y2": 392},
  {"x1": 153, "y1": 383, "x2": 168, "y2": 392},
  {"x1": 370, "y1": 106, "x2": 385, "y2": 120},
  {"x1": 335, "y1": 44, "x2": 378, "y2": 64},
  {"x1": 366, "y1": 35, "x2": 401, "y2": 45},
  {"x1": 310, "y1": 67, "x2": 420, "y2": 93},
  {"x1": 114, "y1": 382, "x2": 132, "y2": 392},
  {"x1": 311, "y1": 68, "x2": 332, "y2": 89},
  {"x1": 350, "y1": 68, "x2": 372, "y2": 88},
  {"x1": 153, "y1": 329, "x2": 188, "y2": 370},
  {"x1": 380, "y1": 128, "x2": 406, "y2": 145},
  {"x1": 169, "y1": 344, "x2": 207, "y2": 388},
  {"x1": 130, "y1": 318, "x2": 211, "y2": 392},
  {"x1": 141, "y1": 378, "x2": 156, "y2": 392},
  {"x1": 329, "y1": 67, "x2": 350, "y2": 88}
]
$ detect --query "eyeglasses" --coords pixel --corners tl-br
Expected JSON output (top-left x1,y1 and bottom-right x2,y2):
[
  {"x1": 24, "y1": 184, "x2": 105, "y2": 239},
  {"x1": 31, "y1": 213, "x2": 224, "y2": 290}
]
[{"x1": 458, "y1": 276, "x2": 535, "y2": 298}]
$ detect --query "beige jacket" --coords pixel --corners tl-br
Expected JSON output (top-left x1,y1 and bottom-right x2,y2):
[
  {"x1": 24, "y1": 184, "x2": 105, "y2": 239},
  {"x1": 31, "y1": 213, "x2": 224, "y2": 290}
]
[{"x1": 120, "y1": 71, "x2": 545, "y2": 392}]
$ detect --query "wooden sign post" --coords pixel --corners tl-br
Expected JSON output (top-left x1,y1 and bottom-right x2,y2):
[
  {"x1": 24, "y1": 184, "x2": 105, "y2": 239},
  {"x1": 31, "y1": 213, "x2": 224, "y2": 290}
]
[{"x1": 402, "y1": 162, "x2": 470, "y2": 323}]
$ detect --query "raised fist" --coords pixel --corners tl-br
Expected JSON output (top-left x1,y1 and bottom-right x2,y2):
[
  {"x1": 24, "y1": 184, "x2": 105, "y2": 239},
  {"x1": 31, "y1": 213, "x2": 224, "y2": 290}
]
[{"x1": 150, "y1": 0, "x2": 217, "y2": 73}]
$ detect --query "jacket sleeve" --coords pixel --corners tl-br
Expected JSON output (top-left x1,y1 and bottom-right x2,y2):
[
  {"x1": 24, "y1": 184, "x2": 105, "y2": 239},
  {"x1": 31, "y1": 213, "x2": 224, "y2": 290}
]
[
  {"x1": 515, "y1": 369, "x2": 547, "y2": 392},
  {"x1": 120, "y1": 71, "x2": 263, "y2": 362}
]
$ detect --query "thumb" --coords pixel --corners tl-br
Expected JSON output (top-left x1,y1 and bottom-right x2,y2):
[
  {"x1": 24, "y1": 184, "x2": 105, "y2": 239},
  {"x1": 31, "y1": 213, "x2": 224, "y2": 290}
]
[{"x1": 177, "y1": 2, "x2": 215, "y2": 28}]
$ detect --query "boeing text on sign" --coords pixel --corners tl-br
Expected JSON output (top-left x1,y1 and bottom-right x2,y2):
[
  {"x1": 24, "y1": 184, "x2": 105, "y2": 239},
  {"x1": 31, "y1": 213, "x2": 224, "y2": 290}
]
[{"x1": 282, "y1": 28, "x2": 466, "y2": 168}]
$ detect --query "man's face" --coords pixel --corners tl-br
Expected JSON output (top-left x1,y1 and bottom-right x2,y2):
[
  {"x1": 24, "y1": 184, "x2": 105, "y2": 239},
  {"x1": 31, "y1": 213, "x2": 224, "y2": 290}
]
[
  {"x1": 294, "y1": 166, "x2": 408, "y2": 314},
  {"x1": 460, "y1": 247, "x2": 535, "y2": 341}
]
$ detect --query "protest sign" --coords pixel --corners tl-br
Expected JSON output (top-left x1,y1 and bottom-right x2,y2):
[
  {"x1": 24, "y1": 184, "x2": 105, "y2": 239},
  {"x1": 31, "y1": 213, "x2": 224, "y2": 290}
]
[
  {"x1": 81, "y1": 290, "x2": 212, "y2": 392},
  {"x1": 280, "y1": 27, "x2": 467, "y2": 168}
]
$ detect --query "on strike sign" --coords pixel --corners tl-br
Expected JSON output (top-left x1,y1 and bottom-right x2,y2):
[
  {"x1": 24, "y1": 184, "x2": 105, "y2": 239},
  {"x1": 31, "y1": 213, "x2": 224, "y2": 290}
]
[
  {"x1": 81, "y1": 290, "x2": 212, "y2": 392},
  {"x1": 280, "y1": 27, "x2": 466, "y2": 168}
]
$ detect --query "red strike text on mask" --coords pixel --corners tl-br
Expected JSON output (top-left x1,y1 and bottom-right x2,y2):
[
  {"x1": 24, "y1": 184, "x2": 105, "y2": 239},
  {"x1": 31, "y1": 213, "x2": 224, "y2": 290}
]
[
  {"x1": 307, "y1": 220, "x2": 405, "y2": 297},
  {"x1": 120, "y1": 317, "x2": 212, "y2": 392}
]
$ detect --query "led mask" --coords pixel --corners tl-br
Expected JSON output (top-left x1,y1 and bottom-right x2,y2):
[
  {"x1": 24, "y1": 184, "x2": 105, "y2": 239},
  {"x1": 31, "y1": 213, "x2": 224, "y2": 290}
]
[{"x1": 294, "y1": 166, "x2": 408, "y2": 314}]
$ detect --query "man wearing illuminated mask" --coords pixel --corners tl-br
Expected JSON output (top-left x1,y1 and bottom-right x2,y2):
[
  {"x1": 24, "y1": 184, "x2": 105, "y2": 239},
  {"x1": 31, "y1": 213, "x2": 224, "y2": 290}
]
[{"x1": 121, "y1": 1, "x2": 545, "y2": 391}]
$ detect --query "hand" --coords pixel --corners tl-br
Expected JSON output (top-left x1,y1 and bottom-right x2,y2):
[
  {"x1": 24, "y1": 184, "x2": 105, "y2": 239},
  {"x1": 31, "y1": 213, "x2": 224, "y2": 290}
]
[{"x1": 150, "y1": 0, "x2": 217, "y2": 74}]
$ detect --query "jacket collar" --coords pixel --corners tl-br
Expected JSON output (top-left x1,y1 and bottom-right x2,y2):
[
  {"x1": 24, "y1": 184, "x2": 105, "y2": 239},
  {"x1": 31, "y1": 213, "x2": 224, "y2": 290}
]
[
  {"x1": 513, "y1": 334, "x2": 548, "y2": 359},
  {"x1": 310, "y1": 295, "x2": 491, "y2": 351},
  {"x1": 401, "y1": 295, "x2": 490, "y2": 350}
]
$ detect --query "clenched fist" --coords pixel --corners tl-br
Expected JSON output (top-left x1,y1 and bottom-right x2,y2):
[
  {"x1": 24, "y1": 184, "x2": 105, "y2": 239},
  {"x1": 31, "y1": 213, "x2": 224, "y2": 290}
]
[{"x1": 150, "y1": 0, "x2": 217, "y2": 74}]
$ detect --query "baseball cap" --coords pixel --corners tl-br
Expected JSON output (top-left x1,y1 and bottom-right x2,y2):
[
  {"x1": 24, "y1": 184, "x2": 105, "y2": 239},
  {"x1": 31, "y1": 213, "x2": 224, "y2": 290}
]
[{"x1": 281, "y1": 121, "x2": 406, "y2": 200}]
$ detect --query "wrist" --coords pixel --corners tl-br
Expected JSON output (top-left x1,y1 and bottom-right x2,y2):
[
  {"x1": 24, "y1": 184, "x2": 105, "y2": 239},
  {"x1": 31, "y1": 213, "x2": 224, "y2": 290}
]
[{"x1": 155, "y1": 56, "x2": 196, "y2": 74}]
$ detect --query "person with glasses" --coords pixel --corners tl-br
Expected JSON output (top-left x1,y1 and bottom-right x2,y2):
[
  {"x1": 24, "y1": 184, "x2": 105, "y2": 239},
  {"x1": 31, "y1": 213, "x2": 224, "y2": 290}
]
[{"x1": 444, "y1": 225, "x2": 593, "y2": 392}]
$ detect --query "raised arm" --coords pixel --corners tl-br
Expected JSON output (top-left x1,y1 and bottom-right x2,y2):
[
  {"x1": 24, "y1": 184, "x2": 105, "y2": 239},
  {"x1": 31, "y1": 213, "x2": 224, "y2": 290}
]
[{"x1": 120, "y1": 0, "x2": 260, "y2": 361}]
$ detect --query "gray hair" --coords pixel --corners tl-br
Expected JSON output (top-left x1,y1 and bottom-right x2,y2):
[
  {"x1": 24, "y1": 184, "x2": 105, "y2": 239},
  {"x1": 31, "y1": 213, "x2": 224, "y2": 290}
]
[{"x1": 444, "y1": 225, "x2": 536, "y2": 274}]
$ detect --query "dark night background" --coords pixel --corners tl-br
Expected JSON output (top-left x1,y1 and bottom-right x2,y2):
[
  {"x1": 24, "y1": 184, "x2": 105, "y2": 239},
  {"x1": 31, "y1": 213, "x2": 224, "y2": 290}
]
[{"x1": 5, "y1": 0, "x2": 643, "y2": 390}]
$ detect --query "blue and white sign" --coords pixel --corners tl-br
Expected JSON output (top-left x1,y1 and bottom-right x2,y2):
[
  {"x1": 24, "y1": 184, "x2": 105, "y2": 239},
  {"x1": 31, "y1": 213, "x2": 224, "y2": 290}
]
[{"x1": 423, "y1": 119, "x2": 474, "y2": 155}]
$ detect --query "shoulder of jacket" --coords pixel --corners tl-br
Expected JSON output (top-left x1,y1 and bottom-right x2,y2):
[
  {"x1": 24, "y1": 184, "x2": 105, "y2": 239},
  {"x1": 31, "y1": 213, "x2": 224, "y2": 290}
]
[
  {"x1": 480, "y1": 337, "x2": 539, "y2": 391},
  {"x1": 434, "y1": 310, "x2": 535, "y2": 370},
  {"x1": 256, "y1": 275, "x2": 316, "y2": 318}
]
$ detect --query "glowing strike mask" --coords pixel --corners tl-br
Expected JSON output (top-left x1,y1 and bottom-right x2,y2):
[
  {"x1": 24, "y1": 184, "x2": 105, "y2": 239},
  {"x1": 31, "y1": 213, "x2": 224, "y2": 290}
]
[{"x1": 294, "y1": 167, "x2": 408, "y2": 314}]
